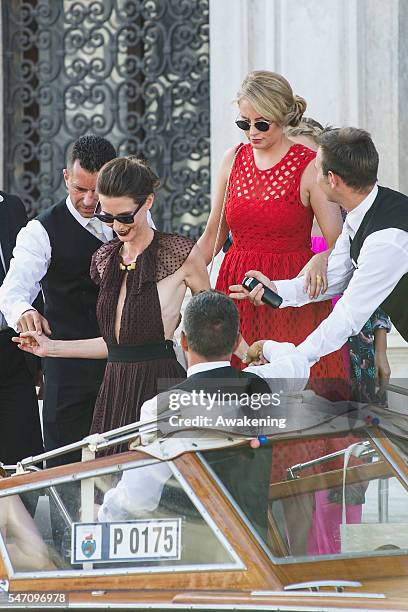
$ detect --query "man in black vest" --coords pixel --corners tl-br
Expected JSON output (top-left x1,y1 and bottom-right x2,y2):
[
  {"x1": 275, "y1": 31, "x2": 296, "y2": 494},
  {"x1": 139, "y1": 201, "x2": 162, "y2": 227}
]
[
  {"x1": 0, "y1": 191, "x2": 43, "y2": 463},
  {"x1": 99, "y1": 290, "x2": 310, "y2": 540},
  {"x1": 230, "y1": 128, "x2": 408, "y2": 369},
  {"x1": 0, "y1": 136, "x2": 118, "y2": 465}
]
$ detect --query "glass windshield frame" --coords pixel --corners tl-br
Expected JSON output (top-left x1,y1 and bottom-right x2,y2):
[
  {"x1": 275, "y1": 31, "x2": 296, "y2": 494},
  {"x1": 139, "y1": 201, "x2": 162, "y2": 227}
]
[
  {"x1": 197, "y1": 428, "x2": 408, "y2": 567},
  {"x1": 0, "y1": 454, "x2": 244, "y2": 580}
]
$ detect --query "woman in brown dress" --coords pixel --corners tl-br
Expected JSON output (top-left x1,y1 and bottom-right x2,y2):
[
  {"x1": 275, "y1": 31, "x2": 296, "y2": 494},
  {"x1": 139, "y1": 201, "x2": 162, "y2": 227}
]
[{"x1": 15, "y1": 157, "x2": 210, "y2": 444}]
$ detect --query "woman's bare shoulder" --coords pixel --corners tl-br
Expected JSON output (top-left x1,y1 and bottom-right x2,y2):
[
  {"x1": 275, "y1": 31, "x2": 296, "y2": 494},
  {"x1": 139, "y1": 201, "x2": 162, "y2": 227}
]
[{"x1": 219, "y1": 144, "x2": 244, "y2": 176}]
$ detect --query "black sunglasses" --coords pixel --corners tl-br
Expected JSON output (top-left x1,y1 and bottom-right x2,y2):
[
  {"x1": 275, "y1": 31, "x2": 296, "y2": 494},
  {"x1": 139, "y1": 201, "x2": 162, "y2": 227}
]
[
  {"x1": 235, "y1": 118, "x2": 271, "y2": 132},
  {"x1": 93, "y1": 197, "x2": 149, "y2": 225}
]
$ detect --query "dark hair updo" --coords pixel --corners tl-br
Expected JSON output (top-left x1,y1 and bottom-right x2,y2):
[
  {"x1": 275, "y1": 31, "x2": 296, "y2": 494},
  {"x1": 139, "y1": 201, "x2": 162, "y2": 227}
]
[{"x1": 96, "y1": 155, "x2": 160, "y2": 203}]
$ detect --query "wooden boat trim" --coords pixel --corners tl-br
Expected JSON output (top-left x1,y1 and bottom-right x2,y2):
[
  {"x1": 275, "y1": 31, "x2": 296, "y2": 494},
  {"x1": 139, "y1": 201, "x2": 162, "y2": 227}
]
[
  {"x1": 197, "y1": 448, "x2": 408, "y2": 584},
  {"x1": 368, "y1": 429, "x2": 408, "y2": 488},
  {"x1": 1, "y1": 430, "x2": 408, "y2": 598},
  {"x1": 4, "y1": 453, "x2": 281, "y2": 593},
  {"x1": 4, "y1": 587, "x2": 408, "y2": 611},
  {"x1": 172, "y1": 590, "x2": 408, "y2": 611},
  {"x1": 268, "y1": 460, "x2": 391, "y2": 500},
  {"x1": 265, "y1": 429, "x2": 408, "y2": 584},
  {"x1": 0, "y1": 450, "x2": 150, "y2": 493},
  {"x1": 267, "y1": 546, "x2": 408, "y2": 585}
]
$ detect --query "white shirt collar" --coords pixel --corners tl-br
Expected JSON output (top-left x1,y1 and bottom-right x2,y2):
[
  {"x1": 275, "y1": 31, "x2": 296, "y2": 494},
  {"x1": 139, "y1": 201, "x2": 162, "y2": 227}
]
[
  {"x1": 187, "y1": 361, "x2": 231, "y2": 377},
  {"x1": 65, "y1": 196, "x2": 113, "y2": 240},
  {"x1": 345, "y1": 184, "x2": 378, "y2": 236}
]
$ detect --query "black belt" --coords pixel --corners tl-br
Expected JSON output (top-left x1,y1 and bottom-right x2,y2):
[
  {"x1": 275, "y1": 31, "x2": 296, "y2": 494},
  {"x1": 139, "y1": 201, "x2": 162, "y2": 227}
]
[{"x1": 107, "y1": 340, "x2": 177, "y2": 363}]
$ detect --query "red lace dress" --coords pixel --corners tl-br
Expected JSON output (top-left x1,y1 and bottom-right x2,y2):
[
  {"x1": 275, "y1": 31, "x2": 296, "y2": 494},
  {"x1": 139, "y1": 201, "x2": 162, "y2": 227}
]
[
  {"x1": 89, "y1": 231, "x2": 192, "y2": 448},
  {"x1": 216, "y1": 143, "x2": 349, "y2": 481}
]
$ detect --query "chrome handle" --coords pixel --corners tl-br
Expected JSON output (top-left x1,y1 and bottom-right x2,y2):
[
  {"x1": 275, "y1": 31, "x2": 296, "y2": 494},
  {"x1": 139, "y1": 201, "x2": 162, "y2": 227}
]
[{"x1": 284, "y1": 580, "x2": 362, "y2": 592}]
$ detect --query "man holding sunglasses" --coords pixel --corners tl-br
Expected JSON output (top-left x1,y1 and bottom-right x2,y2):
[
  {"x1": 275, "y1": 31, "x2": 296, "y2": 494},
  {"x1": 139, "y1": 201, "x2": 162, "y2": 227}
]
[{"x1": 0, "y1": 135, "x2": 154, "y2": 466}]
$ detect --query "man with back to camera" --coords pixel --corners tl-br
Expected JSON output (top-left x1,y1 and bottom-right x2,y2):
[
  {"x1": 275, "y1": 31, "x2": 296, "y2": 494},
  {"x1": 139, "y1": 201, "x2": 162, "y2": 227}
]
[
  {"x1": 98, "y1": 289, "x2": 310, "y2": 539},
  {"x1": 0, "y1": 135, "x2": 155, "y2": 464},
  {"x1": 230, "y1": 127, "x2": 408, "y2": 368}
]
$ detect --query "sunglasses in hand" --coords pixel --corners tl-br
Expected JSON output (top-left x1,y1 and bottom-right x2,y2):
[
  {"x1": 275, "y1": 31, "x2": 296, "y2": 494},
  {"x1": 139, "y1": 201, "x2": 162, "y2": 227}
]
[{"x1": 93, "y1": 197, "x2": 149, "y2": 225}]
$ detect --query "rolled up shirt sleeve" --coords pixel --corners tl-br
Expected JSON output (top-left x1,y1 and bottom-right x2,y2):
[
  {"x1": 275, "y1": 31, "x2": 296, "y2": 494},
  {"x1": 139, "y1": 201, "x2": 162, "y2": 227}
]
[
  {"x1": 0, "y1": 220, "x2": 51, "y2": 329},
  {"x1": 274, "y1": 228, "x2": 354, "y2": 307},
  {"x1": 98, "y1": 462, "x2": 172, "y2": 521},
  {"x1": 96, "y1": 395, "x2": 174, "y2": 521},
  {"x1": 244, "y1": 340, "x2": 310, "y2": 392},
  {"x1": 296, "y1": 230, "x2": 408, "y2": 365}
]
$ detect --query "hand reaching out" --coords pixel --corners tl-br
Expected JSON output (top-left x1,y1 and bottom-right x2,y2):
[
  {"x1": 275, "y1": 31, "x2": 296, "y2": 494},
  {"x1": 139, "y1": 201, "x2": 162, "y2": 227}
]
[
  {"x1": 229, "y1": 270, "x2": 277, "y2": 306},
  {"x1": 243, "y1": 340, "x2": 268, "y2": 365},
  {"x1": 12, "y1": 331, "x2": 54, "y2": 358},
  {"x1": 16, "y1": 309, "x2": 52, "y2": 335},
  {"x1": 375, "y1": 350, "x2": 391, "y2": 388},
  {"x1": 296, "y1": 250, "x2": 330, "y2": 299}
]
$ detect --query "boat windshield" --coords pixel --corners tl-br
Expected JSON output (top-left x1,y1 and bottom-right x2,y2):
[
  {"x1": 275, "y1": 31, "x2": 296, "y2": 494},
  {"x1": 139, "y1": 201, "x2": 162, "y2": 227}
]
[
  {"x1": 201, "y1": 430, "x2": 408, "y2": 562},
  {"x1": 0, "y1": 458, "x2": 242, "y2": 577}
]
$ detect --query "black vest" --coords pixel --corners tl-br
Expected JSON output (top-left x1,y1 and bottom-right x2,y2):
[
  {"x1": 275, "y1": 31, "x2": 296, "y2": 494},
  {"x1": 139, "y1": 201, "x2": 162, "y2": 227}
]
[
  {"x1": 37, "y1": 200, "x2": 103, "y2": 340},
  {"x1": 173, "y1": 367, "x2": 273, "y2": 540},
  {"x1": 350, "y1": 186, "x2": 408, "y2": 342}
]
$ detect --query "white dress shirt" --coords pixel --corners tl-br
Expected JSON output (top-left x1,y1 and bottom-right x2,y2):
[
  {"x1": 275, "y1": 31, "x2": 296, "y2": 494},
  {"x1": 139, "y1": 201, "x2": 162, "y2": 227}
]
[
  {"x1": 185, "y1": 341, "x2": 310, "y2": 389},
  {"x1": 274, "y1": 185, "x2": 408, "y2": 365},
  {"x1": 97, "y1": 343, "x2": 310, "y2": 522},
  {"x1": 139, "y1": 341, "x2": 310, "y2": 426},
  {"x1": 0, "y1": 197, "x2": 155, "y2": 330}
]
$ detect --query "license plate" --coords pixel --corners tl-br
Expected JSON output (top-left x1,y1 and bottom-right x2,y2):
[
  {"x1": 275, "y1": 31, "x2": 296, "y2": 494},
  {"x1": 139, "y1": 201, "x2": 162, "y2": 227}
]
[{"x1": 72, "y1": 519, "x2": 181, "y2": 564}]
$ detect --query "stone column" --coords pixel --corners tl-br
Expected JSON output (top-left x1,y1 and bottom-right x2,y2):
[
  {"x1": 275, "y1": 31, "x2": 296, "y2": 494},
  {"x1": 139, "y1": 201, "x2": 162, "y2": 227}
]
[
  {"x1": 357, "y1": 0, "x2": 399, "y2": 189},
  {"x1": 398, "y1": 0, "x2": 408, "y2": 196},
  {"x1": 209, "y1": 0, "x2": 248, "y2": 177},
  {"x1": 209, "y1": 0, "x2": 249, "y2": 284}
]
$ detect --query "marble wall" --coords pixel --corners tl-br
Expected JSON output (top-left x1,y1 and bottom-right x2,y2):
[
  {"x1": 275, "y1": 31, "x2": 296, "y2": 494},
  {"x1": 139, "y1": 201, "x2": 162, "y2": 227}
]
[
  {"x1": 210, "y1": 0, "x2": 403, "y2": 187},
  {"x1": 209, "y1": 0, "x2": 407, "y2": 375}
]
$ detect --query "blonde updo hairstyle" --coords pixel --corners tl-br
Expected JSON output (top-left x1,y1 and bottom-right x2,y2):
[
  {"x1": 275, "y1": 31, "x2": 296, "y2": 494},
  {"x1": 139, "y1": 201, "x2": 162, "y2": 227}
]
[{"x1": 237, "y1": 70, "x2": 307, "y2": 127}]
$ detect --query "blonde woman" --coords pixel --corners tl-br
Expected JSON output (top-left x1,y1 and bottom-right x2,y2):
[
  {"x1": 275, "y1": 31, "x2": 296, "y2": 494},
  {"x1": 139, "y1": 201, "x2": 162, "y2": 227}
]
[{"x1": 198, "y1": 71, "x2": 351, "y2": 500}]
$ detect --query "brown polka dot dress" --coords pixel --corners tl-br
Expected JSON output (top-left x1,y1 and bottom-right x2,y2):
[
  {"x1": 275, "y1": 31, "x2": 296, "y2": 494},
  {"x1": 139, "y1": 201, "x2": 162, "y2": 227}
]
[{"x1": 89, "y1": 231, "x2": 193, "y2": 448}]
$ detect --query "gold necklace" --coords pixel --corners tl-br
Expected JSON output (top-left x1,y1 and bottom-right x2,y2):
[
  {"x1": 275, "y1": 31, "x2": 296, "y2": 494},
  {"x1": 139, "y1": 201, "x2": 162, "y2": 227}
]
[
  {"x1": 119, "y1": 261, "x2": 136, "y2": 271},
  {"x1": 119, "y1": 245, "x2": 136, "y2": 271}
]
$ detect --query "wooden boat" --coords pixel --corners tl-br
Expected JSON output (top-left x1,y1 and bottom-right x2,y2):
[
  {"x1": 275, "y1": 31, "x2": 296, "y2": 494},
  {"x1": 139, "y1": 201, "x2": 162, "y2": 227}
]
[{"x1": 0, "y1": 385, "x2": 408, "y2": 610}]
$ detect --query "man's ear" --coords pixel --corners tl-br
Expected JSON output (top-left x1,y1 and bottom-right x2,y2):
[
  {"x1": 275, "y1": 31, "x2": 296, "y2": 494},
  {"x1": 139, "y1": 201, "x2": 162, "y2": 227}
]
[
  {"x1": 63, "y1": 168, "x2": 69, "y2": 187},
  {"x1": 180, "y1": 330, "x2": 188, "y2": 352},
  {"x1": 327, "y1": 170, "x2": 338, "y2": 189}
]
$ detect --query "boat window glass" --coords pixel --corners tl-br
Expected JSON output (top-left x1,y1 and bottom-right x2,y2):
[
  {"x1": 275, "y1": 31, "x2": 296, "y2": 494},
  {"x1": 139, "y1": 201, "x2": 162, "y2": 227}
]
[
  {"x1": 202, "y1": 433, "x2": 408, "y2": 562},
  {"x1": 0, "y1": 460, "x2": 242, "y2": 576}
]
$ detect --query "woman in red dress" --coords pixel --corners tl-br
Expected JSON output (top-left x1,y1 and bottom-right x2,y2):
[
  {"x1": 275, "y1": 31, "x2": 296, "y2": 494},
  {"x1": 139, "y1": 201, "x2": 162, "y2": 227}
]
[{"x1": 198, "y1": 71, "x2": 348, "y2": 489}]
